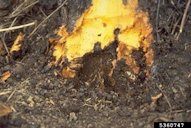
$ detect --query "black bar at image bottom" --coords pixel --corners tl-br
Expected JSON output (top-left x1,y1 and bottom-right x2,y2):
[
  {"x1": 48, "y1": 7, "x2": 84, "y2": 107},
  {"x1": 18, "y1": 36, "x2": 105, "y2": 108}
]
[{"x1": 154, "y1": 122, "x2": 191, "y2": 128}]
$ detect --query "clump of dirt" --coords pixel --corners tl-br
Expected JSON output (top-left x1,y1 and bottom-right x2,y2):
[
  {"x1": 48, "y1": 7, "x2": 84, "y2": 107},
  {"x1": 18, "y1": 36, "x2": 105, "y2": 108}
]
[{"x1": 77, "y1": 40, "x2": 149, "y2": 89}]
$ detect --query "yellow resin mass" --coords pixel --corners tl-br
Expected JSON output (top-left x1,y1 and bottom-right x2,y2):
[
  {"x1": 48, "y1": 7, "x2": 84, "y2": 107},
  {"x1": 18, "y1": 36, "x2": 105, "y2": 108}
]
[
  {"x1": 53, "y1": 0, "x2": 152, "y2": 70},
  {"x1": 53, "y1": 0, "x2": 153, "y2": 77}
]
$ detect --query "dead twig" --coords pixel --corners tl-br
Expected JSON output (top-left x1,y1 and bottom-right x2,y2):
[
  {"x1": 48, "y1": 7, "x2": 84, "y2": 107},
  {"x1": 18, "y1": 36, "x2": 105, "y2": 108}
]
[
  {"x1": 0, "y1": 36, "x2": 10, "y2": 57},
  {"x1": 176, "y1": 0, "x2": 191, "y2": 40},
  {"x1": 171, "y1": 17, "x2": 181, "y2": 35},
  {"x1": 157, "y1": 84, "x2": 172, "y2": 113},
  {"x1": 28, "y1": 0, "x2": 67, "y2": 38},
  {"x1": 156, "y1": 0, "x2": 161, "y2": 42}
]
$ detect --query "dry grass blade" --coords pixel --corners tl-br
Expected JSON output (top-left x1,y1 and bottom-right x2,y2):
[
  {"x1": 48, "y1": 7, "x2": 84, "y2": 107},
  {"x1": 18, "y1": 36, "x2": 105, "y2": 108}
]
[
  {"x1": 0, "y1": 91, "x2": 11, "y2": 96},
  {"x1": 0, "y1": 104, "x2": 12, "y2": 117},
  {"x1": 28, "y1": 0, "x2": 67, "y2": 38},
  {"x1": 176, "y1": 0, "x2": 191, "y2": 40},
  {"x1": 0, "y1": 22, "x2": 35, "y2": 33},
  {"x1": 0, "y1": 18, "x2": 18, "y2": 57},
  {"x1": 9, "y1": 0, "x2": 39, "y2": 18},
  {"x1": 151, "y1": 93, "x2": 163, "y2": 102}
]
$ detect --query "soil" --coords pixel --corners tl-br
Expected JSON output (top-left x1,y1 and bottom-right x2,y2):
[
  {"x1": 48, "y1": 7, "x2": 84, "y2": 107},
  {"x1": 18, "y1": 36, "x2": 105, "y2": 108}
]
[{"x1": 0, "y1": 0, "x2": 191, "y2": 128}]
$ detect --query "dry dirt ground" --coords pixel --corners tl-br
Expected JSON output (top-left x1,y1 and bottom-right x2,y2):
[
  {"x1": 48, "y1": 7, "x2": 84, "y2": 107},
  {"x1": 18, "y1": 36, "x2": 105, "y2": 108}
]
[{"x1": 0, "y1": 0, "x2": 191, "y2": 128}]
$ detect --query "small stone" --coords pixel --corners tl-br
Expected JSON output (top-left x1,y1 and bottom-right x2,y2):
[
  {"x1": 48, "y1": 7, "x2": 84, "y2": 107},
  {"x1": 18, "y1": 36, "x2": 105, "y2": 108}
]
[
  {"x1": 87, "y1": 124, "x2": 94, "y2": 128},
  {"x1": 69, "y1": 112, "x2": 77, "y2": 121},
  {"x1": 27, "y1": 96, "x2": 35, "y2": 107}
]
